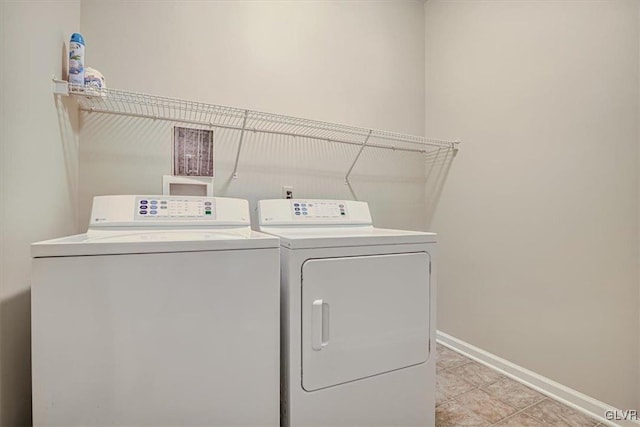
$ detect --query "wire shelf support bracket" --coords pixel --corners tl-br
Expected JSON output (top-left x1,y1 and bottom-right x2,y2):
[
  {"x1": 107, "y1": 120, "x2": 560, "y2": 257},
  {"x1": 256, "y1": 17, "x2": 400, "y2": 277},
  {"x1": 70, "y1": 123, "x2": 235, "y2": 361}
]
[
  {"x1": 232, "y1": 110, "x2": 249, "y2": 179},
  {"x1": 344, "y1": 130, "x2": 372, "y2": 186}
]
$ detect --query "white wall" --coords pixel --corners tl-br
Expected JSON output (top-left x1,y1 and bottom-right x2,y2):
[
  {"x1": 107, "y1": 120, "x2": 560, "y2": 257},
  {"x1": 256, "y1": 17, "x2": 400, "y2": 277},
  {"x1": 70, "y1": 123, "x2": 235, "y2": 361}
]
[
  {"x1": 0, "y1": 1, "x2": 81, "y2": 425},
  {"x1": 78, "y1": 0, "x2": 429, "y2": 231},
  {"x1": 426, "y1": 0, "x2": 640, "y2": 410}
]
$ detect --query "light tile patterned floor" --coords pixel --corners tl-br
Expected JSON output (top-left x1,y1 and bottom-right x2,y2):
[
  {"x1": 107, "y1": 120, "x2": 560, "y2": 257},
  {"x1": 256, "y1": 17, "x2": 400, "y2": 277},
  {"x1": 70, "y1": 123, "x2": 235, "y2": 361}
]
[{"x1": 436, "y1": 343, "x2": 602, "y2": 426}]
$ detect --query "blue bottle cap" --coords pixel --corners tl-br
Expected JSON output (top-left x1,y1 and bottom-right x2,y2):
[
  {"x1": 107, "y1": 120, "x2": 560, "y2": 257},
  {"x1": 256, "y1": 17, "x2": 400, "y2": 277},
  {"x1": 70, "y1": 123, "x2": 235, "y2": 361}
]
[{"x1": 70, "y1": 33, "x2": 85, "y2": 45}]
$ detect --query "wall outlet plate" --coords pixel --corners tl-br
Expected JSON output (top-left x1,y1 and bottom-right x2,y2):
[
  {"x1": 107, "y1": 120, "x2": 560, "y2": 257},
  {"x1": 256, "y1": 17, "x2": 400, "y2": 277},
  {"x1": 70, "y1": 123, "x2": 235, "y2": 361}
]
[{"x1": 282, "y1": 186, "x2": 293, "y2": 199}]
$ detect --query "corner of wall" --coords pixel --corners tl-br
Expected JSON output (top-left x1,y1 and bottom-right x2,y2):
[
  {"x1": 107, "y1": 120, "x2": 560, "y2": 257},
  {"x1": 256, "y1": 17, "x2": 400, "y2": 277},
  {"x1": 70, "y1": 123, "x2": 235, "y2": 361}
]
[{"x1": 637, "y1": 0, "x2": 640, "y2": 411}]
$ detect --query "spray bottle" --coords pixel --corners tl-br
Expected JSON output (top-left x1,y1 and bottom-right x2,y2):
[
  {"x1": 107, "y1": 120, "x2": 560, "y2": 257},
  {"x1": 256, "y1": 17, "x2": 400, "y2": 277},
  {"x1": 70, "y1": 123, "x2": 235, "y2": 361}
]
[{"x1": 68, "y1": 33, "x2": 85, "y2": 86}]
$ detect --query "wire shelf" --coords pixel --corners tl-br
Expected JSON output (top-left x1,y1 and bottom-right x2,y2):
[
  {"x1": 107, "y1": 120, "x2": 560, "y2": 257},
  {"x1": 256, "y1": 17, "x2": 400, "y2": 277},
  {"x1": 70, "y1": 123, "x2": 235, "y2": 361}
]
[{"x1": 53, "y1": 80, "x2": 459, "y2": 181}]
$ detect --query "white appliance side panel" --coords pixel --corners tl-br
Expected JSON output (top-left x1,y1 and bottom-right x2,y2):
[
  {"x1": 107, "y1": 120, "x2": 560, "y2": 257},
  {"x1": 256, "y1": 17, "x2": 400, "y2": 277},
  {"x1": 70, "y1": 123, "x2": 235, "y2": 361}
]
[
  {"x1": 32, "y1": 248, "x2": 279, "y2": 427},
  {"x1": 301, "y1": 252, "x2": 430, "y2": 391}
]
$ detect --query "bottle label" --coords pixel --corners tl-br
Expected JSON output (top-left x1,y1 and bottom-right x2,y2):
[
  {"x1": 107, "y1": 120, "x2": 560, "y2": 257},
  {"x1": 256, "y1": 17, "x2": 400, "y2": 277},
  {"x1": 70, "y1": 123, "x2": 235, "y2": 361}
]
[{"x1": 69, "y1": 41, "x2": 84, "y2": 85}]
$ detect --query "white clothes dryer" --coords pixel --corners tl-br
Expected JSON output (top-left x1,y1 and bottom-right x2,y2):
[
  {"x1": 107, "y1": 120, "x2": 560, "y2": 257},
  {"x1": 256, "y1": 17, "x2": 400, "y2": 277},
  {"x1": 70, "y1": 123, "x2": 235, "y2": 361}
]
[
  {"x1": 31, "y1": 195, "x2": 280, "y2": 427},
  {"x1": 258, "y1": 199, "x2": 436, "y2": 427}
]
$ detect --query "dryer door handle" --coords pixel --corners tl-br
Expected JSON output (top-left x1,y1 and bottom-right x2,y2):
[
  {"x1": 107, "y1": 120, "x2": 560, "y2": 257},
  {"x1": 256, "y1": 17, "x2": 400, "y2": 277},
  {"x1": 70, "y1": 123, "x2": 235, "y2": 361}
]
[{"x1": 311, "y1": 299, "x2": 330, "y2": 351}]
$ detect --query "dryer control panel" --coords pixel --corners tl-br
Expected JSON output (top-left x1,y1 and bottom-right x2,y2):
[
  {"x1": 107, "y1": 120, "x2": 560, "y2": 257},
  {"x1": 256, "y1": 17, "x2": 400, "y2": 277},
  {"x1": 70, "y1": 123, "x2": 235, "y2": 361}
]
[
  {"x1": 89, "y1": 195, "x2": 250, "y2": 228},
  {"x1": 258, "y1": 199, "x2": 372, "y2": 226},
  {"x1": 290, "y1": 200, "x2": 347, "y2": 219}
]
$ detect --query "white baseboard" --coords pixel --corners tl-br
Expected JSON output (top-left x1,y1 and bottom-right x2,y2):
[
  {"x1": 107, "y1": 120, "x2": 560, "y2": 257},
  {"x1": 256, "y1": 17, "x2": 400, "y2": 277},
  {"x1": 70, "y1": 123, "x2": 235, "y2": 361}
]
[{"x1": 436, "y1": 331, "x2": 639, "y2": 427}]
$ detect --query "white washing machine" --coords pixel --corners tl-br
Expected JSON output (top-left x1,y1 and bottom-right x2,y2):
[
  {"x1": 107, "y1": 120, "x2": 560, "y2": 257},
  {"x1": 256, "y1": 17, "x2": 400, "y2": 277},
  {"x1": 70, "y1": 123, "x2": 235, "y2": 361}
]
[
  {"x1": 32, "y1": 195, "x2": 280, "y2": 427},
  {"x1": 258, "y1": 199, "x2": 436, "y2": 427}
]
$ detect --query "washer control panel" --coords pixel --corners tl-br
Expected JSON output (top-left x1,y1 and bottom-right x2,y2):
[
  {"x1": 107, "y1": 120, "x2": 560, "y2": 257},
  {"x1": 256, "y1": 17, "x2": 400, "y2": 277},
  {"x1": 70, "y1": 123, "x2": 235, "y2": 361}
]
[
  {"x1": 291, "y1": 200, "x2": 348, "y2": 219},
  {"x1": 135, "y1": 196, "x2": 214, "y2": 219},
  {"x1": 90, "y1": 196, "x2": 249, "y2": 228}
]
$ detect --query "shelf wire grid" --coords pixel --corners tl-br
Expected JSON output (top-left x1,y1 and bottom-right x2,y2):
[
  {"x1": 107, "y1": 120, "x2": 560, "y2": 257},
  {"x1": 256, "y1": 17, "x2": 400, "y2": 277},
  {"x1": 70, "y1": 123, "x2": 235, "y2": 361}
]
[{"x1": 69, "y1": 85, "x2": 459, "y2": 154}]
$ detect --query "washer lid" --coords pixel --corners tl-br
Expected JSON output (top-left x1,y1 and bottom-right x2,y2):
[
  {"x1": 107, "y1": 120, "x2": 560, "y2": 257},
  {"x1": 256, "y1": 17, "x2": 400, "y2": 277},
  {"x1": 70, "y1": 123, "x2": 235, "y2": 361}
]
[
  {"x1": 259, "y1": 226, "x2": 436, "y2": 249},
  {"x1": 31, "y1": 228, "x2": 278, "y2": 258}
]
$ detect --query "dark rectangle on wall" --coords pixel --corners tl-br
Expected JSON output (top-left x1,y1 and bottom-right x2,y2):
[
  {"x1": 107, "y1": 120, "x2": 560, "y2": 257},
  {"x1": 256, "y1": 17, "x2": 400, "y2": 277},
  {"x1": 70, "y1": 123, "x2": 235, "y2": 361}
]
[{"x1": 172, "y1": 127, "x2": 214, "y2": 177}]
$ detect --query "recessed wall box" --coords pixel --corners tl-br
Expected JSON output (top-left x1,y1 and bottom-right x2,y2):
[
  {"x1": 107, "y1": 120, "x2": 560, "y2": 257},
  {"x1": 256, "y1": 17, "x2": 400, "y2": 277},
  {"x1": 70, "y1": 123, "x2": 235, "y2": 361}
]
[{"x1": 162, "y1": 175, "x2": 214, "y2": 196}]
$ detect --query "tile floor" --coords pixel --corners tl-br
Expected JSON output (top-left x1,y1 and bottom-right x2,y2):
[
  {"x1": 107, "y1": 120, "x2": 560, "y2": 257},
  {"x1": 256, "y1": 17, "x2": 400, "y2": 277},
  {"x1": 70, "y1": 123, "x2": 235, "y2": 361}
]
[{"x1": 436, "y1": 343, "x2": 602, "y2": 426}]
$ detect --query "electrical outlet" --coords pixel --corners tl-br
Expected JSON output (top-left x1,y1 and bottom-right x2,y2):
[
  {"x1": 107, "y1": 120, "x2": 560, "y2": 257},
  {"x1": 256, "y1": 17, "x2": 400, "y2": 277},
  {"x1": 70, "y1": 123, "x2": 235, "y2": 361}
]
[{"x1": 282, "y1": 186, "x2": 293, "y2": 199}]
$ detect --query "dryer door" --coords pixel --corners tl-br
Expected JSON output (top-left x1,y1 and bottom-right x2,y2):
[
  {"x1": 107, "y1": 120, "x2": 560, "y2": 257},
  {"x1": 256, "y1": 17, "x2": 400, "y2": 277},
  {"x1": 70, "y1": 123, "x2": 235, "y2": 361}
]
[{"x1": 301, "y1": 252, "x2": 430, "y2": 391}]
